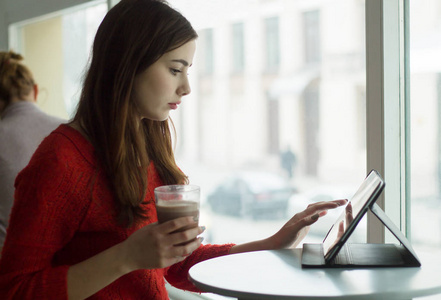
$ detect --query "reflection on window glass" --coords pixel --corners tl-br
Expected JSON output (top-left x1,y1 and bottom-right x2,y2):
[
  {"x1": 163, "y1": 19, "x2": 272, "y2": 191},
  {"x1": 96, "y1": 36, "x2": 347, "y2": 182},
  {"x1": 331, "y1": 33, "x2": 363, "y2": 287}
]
[
  {"x1": 410, "y1": 0, "x2": 441, "y2": 254},
  {"x1": 265, "y1": 16, "x2": 280, "y2": 72},
  {"x1": 303, "y1": 10, "x2": 321, "y2": 64},
  {"x1": 169, "y1": 0, "x2": 367, "y2": 252},
  {"x1": 232, "y1": 23, "x2": 245, "y2": 73},
  {"x1": 198, "y1": 28, "x2": 214, "y2": 75}
]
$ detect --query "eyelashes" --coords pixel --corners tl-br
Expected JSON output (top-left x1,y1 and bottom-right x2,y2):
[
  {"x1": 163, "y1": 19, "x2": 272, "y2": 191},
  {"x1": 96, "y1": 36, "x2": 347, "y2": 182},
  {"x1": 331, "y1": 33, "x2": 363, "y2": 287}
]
[
  {"x1": 170, "y1": 68, "x2": 190, "y2": 76},
  {"x1": 170, "y1": 68, "x2": 181, "y2": 75}
]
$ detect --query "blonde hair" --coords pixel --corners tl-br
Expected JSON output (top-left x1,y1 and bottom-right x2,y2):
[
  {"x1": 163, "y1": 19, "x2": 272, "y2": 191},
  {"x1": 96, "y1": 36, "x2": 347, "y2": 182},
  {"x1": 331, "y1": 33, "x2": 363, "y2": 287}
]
[{"x1": 0, "y1": 50, "x2": 35, "y2": 105}]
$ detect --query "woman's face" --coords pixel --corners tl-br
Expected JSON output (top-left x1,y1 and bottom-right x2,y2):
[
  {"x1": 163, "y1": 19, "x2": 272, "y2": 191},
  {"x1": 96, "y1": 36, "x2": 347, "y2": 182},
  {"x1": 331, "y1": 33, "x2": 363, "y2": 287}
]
[{"x1": 132, "y1": 40, "x2": 196, "y2": 121}]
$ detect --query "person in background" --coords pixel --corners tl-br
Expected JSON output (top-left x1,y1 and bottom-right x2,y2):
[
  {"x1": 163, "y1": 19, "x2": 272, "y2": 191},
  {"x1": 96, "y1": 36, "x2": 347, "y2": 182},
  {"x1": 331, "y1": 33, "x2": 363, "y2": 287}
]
[
  {"x1": 0, "y1": 50, "x2": 64, "y2": 252},
  {"x1": 0, "y1": 1, "x2": 346, "y2": 299},
  {"x1": 280, "y1": 146, "x2": 297, "y2": 179}
]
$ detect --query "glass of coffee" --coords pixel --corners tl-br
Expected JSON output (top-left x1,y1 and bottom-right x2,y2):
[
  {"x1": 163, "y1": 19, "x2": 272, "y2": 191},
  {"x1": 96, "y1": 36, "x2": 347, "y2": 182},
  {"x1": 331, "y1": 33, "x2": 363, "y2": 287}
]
[{"x1": 154, "y1": 185, "x2": 200, "y2": 232}]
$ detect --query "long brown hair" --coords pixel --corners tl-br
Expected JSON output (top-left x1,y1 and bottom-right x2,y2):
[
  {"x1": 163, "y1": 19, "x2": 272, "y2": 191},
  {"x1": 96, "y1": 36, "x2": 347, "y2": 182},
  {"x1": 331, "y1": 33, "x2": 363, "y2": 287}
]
[
  {"x1": 74, "y1": 0, "x2": 197, "y2": 226},
  {"x1": 0, "y1": 51, "x2": 35, "y2": 107}
]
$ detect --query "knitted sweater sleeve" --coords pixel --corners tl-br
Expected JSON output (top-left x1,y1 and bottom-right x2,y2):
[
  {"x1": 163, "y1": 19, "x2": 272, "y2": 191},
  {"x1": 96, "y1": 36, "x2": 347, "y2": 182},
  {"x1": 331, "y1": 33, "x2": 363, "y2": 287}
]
[
  {"x1": 164, "y1": 243, "x2": 235, "y2": 292},
  {"x1": 0, "y1": 139, "x2": 91, "y2": 299}
]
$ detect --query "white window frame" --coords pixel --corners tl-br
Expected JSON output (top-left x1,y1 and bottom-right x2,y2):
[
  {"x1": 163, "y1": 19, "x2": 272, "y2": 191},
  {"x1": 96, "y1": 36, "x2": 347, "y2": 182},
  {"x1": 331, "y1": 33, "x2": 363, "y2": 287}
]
[{"x1": 366, "y1": 0, "x2": 408, "y2": 243}]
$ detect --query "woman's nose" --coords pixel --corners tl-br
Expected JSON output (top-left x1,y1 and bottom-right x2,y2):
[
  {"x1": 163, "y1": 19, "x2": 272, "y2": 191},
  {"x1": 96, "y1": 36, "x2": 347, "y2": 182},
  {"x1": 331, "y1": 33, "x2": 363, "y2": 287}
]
[{"x1": 178, "y1": 77, "x2": 191, "y2": 96}]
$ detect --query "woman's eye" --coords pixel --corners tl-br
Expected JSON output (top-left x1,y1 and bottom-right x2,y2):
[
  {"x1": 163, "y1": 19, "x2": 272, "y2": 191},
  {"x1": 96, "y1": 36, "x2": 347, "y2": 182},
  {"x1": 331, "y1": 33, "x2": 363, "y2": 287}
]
[{"x1": 170, "y1": 68, "x2": 181, "y2": 75}]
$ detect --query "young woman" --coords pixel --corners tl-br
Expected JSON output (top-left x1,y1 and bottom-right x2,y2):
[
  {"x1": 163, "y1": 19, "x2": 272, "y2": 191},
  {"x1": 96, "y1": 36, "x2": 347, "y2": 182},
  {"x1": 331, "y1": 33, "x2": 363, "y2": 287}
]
[
  {"x1": 0, "y1": 50, "x2": 64, "y2": 251},
  {"x1": 0, "y1": 0, "x2": 346, "y2": 299}
]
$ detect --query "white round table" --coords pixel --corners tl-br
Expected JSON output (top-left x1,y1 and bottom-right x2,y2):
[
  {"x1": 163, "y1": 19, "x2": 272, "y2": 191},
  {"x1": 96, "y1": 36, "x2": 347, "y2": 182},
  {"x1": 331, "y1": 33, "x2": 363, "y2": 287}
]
[{"x1": 189, "y1": 248, "x2": 441, "y2": 299}]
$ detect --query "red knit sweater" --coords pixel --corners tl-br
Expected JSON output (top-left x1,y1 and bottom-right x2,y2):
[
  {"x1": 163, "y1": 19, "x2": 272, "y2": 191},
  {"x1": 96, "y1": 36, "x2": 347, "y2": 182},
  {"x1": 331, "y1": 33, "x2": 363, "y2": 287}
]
[{"x1": 0, "y1": 124, "x2": 234, "y2": 299}]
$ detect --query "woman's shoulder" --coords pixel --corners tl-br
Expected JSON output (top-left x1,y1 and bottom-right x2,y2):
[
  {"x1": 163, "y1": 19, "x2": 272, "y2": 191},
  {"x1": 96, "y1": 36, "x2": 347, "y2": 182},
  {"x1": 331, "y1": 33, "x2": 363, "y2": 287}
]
[
  {"x1": 14, "y1": 124, "x2": 100, "y2": 207},
  {"x1": 35, "y1": 123, "x2": 97, "y2": 167},
  {"x1": 15, "y1": 124, "x2": 98, "y2": 190}
]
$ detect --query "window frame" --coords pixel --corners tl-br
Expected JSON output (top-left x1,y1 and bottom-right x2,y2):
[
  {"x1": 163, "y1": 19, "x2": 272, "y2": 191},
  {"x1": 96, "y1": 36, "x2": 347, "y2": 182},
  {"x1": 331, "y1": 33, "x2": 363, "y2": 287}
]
[{"x1": 365, "y1": 0, "x2": 409, "y2": 243}]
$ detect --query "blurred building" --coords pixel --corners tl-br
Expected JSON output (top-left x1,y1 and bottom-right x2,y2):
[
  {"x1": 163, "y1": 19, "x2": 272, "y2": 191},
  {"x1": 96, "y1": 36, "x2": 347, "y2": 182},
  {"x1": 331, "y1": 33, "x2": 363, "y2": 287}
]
[{"x1": 171, "y1": 0, "x2": 366, "y2": 183}]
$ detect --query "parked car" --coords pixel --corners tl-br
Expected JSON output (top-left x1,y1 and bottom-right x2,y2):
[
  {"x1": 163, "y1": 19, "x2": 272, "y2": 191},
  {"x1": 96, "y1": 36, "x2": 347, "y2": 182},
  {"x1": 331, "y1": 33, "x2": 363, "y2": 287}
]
[{"x1": 207, "y1": 171, "x2": 296, "y2": 219}]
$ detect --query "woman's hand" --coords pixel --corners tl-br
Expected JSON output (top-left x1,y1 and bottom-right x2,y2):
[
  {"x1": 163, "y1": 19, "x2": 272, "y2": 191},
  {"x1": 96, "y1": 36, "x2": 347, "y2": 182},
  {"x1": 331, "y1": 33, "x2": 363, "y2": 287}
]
[
  {"x1": 229, "y1": 199, "x2": 348, "y2": 254},
  {"x1": 122, "y1": 216, "x2": 205, "y2": 271},
  {"x1": 267, "y1": 199, "x2": 348, "y2": 249},
  {"x1": 68, "y1": 217, "x2": 204, "y2": 300}
]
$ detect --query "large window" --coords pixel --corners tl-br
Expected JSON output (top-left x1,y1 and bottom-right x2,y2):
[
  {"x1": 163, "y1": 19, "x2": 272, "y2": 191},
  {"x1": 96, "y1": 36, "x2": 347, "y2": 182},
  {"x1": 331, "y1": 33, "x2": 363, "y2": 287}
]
[
  {"x1": 169, "y1": 0, "x2": 367, "y2": 250},
  {"x1": 410, "y1": 0, "x2": 441, "y2": 254}
]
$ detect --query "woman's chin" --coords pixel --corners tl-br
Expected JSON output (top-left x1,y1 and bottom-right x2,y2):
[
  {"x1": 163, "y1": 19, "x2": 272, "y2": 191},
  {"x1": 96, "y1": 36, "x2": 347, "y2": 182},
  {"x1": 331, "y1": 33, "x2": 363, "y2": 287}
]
[{"x1": 142, "y1": 115, "x2": 170, "y2": 122}]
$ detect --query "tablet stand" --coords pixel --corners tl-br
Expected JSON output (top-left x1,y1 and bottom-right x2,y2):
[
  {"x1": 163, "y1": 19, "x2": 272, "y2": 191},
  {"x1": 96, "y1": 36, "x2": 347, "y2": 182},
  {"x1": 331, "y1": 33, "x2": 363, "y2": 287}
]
[{"x1": 301, "y1": 204, "x2": 421, "y2": 268}]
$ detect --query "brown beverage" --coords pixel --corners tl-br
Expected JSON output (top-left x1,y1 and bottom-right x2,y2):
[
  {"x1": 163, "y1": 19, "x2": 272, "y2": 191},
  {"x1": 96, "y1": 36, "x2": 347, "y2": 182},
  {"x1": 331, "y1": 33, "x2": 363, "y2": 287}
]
[{"x1": 156, "y1": 200, "x2": 199, "y2": 232}]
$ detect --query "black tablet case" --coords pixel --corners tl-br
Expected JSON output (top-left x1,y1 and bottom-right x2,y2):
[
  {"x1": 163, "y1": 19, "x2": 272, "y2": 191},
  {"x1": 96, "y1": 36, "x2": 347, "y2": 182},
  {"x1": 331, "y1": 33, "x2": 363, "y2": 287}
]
[{"x1": 302, "y1": 203, "x2": 421, "y2": 268}]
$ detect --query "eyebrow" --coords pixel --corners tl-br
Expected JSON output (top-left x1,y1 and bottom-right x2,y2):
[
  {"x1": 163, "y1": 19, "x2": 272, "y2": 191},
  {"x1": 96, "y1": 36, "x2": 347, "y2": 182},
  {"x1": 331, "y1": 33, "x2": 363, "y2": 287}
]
[{"x1": 171, "y1": 59, "x2": 191, "y2": 67}]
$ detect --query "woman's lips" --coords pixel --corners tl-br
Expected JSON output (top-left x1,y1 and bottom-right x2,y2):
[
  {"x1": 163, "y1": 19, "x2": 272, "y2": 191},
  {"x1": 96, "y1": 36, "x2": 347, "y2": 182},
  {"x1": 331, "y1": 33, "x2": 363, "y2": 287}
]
[{"x1": 168, "y1": 103, "x2": 179, "y2": 110}]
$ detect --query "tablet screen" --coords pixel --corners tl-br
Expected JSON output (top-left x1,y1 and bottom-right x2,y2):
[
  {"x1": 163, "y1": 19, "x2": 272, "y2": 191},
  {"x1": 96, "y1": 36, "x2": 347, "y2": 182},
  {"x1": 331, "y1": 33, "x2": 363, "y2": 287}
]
[{"x1": 322, "y1": 170, "x2": 384, "y2": 261}]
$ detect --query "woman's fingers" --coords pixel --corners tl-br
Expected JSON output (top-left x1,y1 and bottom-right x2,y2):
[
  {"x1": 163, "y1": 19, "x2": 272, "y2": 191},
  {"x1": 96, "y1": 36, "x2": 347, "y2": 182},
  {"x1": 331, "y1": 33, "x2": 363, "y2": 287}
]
[
  {"x1": 284, "y1": 198, "x2": 347, "y2": 229},
  {"x1": 168, "y1": 225, "x2": 205, "y2": 246},
  {"x1": 337, "y1": 220, "x2": 345, "y2": 239},
  {"x1": 284, "y1": 198, "x2": 348, "y2": 234},
  {"x1": 123, "y1": 214, "x2": 206, "y2": 270},
  {"x1": 270, "y1": 199, "x2": 349, "y2": 250},
  {"x1": 157, "y1": 216, "x2": 198, "y2": 234},
  {"x1": 334, "y1": 199, "x2": 349, "y2": 206},
  {"x1": 154, "y1": 217, "x2": 205, "y2": 257},
  {"x1": 169, "y1": 236, "x2": 203, "y2": 265},
  {"x1": 168, "y1": 236, "x2": 204, "y2": 259},
  {"x1": 318, "y1": 210, "x2": 328, "y2": 217},
  {"x1": 345, "y1": 202, "x2": 354, "y2": 226},
  {"x1": 308, "y1": 199, "x2": 347, "y2": 212},
  {"x1": 295, "y1": 199, "x2": 348, "y2": 221},
  {"x1": 314, "y1": 199, "x2": 347, "y2": 209}
]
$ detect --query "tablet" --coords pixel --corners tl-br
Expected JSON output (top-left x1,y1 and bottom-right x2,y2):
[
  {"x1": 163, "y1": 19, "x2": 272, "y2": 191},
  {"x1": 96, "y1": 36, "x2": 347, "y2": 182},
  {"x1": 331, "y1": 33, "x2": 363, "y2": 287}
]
[
  {"x1": 322, "y1": 169, "x2": 384, "y2": 263},
  {"x1": 302, "y1": 169, "x2": 420, "y2": 268}
]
